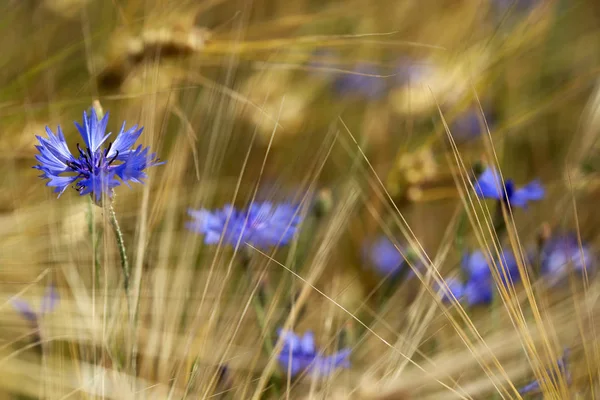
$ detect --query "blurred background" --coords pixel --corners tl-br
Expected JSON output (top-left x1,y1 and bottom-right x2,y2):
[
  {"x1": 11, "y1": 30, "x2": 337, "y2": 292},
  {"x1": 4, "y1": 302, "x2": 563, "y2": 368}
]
[{"x1": 1, "y1": 0, "x2": 600, "y2": 398}]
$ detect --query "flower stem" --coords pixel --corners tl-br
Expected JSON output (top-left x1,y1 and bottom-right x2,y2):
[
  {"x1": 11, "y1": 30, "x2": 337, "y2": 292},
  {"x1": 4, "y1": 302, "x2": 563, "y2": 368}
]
[{"x1": 108, "y1": 203, "x2": 130, "y2": 292}]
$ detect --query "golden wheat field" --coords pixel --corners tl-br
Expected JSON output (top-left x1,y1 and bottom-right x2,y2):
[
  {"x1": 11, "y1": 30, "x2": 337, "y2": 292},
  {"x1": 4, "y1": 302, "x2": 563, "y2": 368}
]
[{"x1": 1, "y1": 0, "x2": 600, "y2": 398}]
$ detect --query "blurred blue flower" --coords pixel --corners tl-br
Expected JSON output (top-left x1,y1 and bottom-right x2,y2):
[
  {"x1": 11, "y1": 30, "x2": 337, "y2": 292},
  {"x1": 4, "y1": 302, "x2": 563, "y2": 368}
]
[
  {"x1": 442, "y1": 249, "x2": 530, "y2": 306},
  {"x1": 449, "y1": 106, "x2": 496, "y2": 142},
  {"x1": 438, "y1": 277, "x2": 465, "y2": 302},
  {"x1": 34, "y1": 109, "x2": 164, "y2": 203},
  {"x1": 363, "y1": 236, "x2": 406, "y2": 277},
  {"x1": 519, "y1": 349, "x2": 571, "y2": 395},
  {"x1": 333, "y1": 63, "x2": 388, "y2": 100},
  {"x1": 187, "y1": 202, "x2": 301, "y2": 248},
  {"x1": 12, "y1": 284, "x2": 59, "y2": 325},
  {"x1": 541, "y1": 234, "x2": 594, "y2": 284},
  {"x1": 474, "y1": 167, "x2": 544, "y2": 208},
  {"x1": 277, "y1": 329, "x2": 351, "y2": 378}
]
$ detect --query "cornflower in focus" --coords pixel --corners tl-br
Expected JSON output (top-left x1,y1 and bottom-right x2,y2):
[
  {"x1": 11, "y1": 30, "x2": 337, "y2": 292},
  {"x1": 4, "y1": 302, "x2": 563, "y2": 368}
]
[
  {"x1": 186, "y1": 202, "x2": 301, "y2": 248},
  {"x1": 277, "y1": 329, "x2": 351, "y2": 378},
  {"x1": 34, "y1": 109, "x2": 164, "y2": 203},
  {"x1": 474, "y1": 166, "x2": 544, "y2": 208},
  {"x1": 541, "y1": 234, "x2": 594, "y2": 285}
]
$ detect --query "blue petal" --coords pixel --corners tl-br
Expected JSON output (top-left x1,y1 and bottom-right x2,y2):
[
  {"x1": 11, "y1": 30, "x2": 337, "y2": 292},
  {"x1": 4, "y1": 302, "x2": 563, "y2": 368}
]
[
  {"x1": 464, "y1": 278, "x2": 493, "y2": 306},
  {"x1": 364, "y1": 237, "x2": 404, "y2": 276},
  {"x1": 440, "y1": 277, "x2": 465, "y2": 302},
  {"x1": 309, "y1": 348, "x2": 351, "y2": 377},
  {"x1": 11, "y1": 299, "x2": 38, "y2": 323},
  {"x1": 77, "y1": 171, "x2": 120, "y2": 203},
  {"x1": 106, "y1": 122, "x2": 144, "y2": 160},
  {"x1": 74, "y1": 110, "x2": 111, "y2": 152},
  {"x1": 300, "y1": 331, "x2": 315, "y2": 354},
  {"x1": 40, "y1": 284, "x2": 59, "y2": 315},
  {"x1": 278, "y1": 328, "x2": 301, "y2": 353},
  {"x1": 474, "y1": 167, "x2": 503, "y2": 200},
  {"x1": 46, "y1": 175, "x2": 79, "y2": 197},
  {"x1": 510, "y1": 179, "x2": 544, "y2": 208},
  {"x1": 463, "y1": 251, "x2": 490, "y2": 280},
  {"x1": 113, "y1": 145, "x2": 163, "y2": 184}
]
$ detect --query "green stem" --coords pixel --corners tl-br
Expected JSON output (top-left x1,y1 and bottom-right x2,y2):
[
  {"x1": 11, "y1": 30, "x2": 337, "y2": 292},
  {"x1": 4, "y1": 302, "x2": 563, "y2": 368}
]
[
  {"x1": 108, "y1": 203, "x2": 130, "y2": 293},
  {"x1": 242, "y1": 255, "x2": 282, "y2": 398}
]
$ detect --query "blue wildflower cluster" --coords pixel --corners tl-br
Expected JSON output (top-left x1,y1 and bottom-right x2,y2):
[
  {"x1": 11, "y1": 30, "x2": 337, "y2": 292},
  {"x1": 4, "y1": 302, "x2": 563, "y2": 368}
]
[
  {"x1": 276, "y1": 329, "x2": 351, "y2": 378},
  {"x1": 186, "y1": 202, "x2": 301, "y2": 249},
  {"x1": 541, "y1": 234, "x2": 594, "y2": 285},
  {"x1": 34, "y1": 110, "x2": 164, "y2": 203},
  {"x1": 440, "y1": 250, "x2": 526, "y2": 306}
]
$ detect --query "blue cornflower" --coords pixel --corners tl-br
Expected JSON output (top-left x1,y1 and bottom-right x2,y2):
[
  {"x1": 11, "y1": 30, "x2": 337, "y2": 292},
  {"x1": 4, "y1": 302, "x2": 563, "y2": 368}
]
[
  {"x1": 186, "y1": 202, "x2": 301, "y2": 248},
  {"x1": 34, "y1": 109, "x2": 164, "y2": 203},
  {"x1": 442, "y1": 249, "x2": 530, "y2": 306},
  {"x1": 363, "y1": 236, "x2": 406, "y2": 277},
  {"x1": 541, "y1": 234, "x2": 594, "y2": 284},
  {"x1": 333, "y1": 63, "x2": 388, "y2": 100},
  {"x1": 12, "y1": 284, "x2": 59, "y2": 325},
  {"x1": 277, "y1": 329, "x2": 351, "y2": 378},
  {"x1": 461, "y1": 251, "x2": 494, "y2": 305},
  {"x1": 438, "y1": 277, "x2": 465, "y2": 302},
  {"x1": 474, "y1": 166, "x2": 544, "y2": 208},
  {"x1": 519, "y1": 349, "x2": 571, "y2": 395}
]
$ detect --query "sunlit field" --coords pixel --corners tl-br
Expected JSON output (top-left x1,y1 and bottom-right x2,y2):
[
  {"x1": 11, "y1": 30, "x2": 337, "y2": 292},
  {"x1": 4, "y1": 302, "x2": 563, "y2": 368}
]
[{"x1": 1, "y1": 0, "x2": 600, "y2": 398}]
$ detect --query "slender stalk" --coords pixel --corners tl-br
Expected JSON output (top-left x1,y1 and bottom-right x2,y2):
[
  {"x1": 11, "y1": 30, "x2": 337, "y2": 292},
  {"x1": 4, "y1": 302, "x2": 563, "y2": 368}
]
[
  {"x1": 241, "y1": 253, "x2": 282, "y2": 397},
  {"x1": 108, "y1": 203, "x2": 130, "y2": 292}
]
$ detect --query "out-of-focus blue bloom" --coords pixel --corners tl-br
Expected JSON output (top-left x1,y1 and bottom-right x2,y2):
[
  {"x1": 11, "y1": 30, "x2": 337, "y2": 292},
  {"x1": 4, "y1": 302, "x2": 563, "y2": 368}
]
[
  {"x1": 277, "y1": 329, "x2": 351, "y2": 378},
  {"x1": 541, "y1": 234, "x2": 594, "y2": 284},
  {"x1": 187, "y1": 202, "x2": 301, "y2": 248},
  {"x1": 449, "y1": 106, "x2": 496, "y2": 142},
  {"x1": 363, "y1": 236, "x2": 406, "y2": 277},
  {"x1": 442, "y1": 249, "x2": 531, "y2": 306},
  {"x1": 519, "y1": 349, "x2": 571, "y2": 395},
  {"x1": 34, "y1": 110, "x2": 164, "y2": 203},
  {"x1": 474, "y1": 166, "x2": 544, "y2": 208},
  {"x1": 497, "y1": 249, "x2": 531, "y2": 286},
  {"x1": 438, "y1": 277, "x2": 465, "y2": 302},
  {"x1": 461, "y1": 252, "x2": 494, "y2": 305},
  {"x1": 12, "y1": 284, "x2": 59, "y2": 325},
  {"x1": 462, "y1": 251, "x2": 491, "y2": 281},
  {"x1": 333, "y1": 63, "x2": 388, "y2": 100}
]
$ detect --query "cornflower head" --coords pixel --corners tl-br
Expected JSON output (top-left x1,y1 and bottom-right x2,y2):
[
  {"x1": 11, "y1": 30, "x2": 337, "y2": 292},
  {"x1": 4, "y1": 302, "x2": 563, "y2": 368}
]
[
  {"x1": 438, "y1": 277, "x2": 465, "y2": 303},
  {"x1": 442, "y1": 250, "x2": 527, "y2": 306},
  {"x1": 541, "y1": 234, "x2": 594, "y2": 285},
  {"x1": 277, "y1": 329, "x2": 351, "y2": 378},
  {"x1": 474, "y1": 166, "x2": 544, "y2": 208},
  {"x1": 12, "y1": 284, "x2": 59, "y2": 326},
  {"x1": 462, "y1": 251, "x2": 494, "y2": 306},
  {"x1": 362, "y1": 236, "x2": 407, "y2": 277},
  {"x1": 186, "y1": 202, "x2": 301, "y2": 249},
  {"x1": 34, "y1": 109, "x2": 164, "y2": 204}
]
